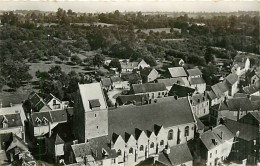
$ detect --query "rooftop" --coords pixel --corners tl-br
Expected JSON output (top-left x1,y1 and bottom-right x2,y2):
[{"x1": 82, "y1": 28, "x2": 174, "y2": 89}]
[
  {"x1": 132, "y1": 83, "x2": 167, "y2": 94},
  {"x1": 211, "y1": 82, "x2": 228, "y2": 98},
  {"x1": 243, "y1": 85, "x2": 259, "y2": 95},
  {"x1": 190, "y1": 77, "x2": 206, "y2": 85},
  {"x1": 108, "y1": 97, "x2": 195, "y2": 141},
  {"x1": 168, "y1": 84, "x2": 195, "y2": 97},
  {"x1": 168, "y1": 67, "x2": 187, "y2": 78},
  {"x1": 0, "y1": 113, "x2": 23, "y2": 129},
  {"x1": 224, "y1": 73, "x2": 238, "y2": 85},
  {"x1": 157, "y1": 78, "x2": 185, "y2": 87},
  {"x1": 187, "y1": 68, "x2": 202, "y2": 77},
  {"x1": 116, "y1": 94, "x2": 149, "y2": 106}
]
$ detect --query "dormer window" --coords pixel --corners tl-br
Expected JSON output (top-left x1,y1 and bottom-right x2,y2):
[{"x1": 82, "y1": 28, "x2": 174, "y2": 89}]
[
  {"x1": 89, "y1": 99, "x2": 101, "y2": 109},
  {"x1": 35, "y1": 117, "x2": 41, "y2": 126},
  {"x1": 102, "y1": 148, "x2": 108, "y2": 157},
  {"x1": 42, "y1": 117, "x2": 49, "y2": 125},
  {"x1": 2, "y1": 116, "x2": 8, "y2": 128}
]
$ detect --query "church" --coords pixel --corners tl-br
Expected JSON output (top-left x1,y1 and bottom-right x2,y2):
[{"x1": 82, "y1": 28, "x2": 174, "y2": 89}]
[{"x1": 71, "y1": 82, "x2": 197, "y2": 166}]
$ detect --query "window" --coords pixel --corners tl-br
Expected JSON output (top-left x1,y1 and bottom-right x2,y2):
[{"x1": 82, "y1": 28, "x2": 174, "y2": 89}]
[
  {"x1": 140, "y1": 145, "x2": 144, "y2": 151},
  {"x1": 117, "y1": 149, "x2": 121, "y2": 156},
  {"x1": 210, "y1": 153, "x2": 212, "y2": 158},
  {"x1": 204, "y1": 109, "x2": 206, "y2": 114},
  {"x1": 95, "y1": 114, "x2": 97, "y2": 117},
  {"x1": 150, "y1": 142, "x2": 154, "y2": 148},
  {"x1": 53, "y1": 99, "x2": 56, "y2": 105},
  {"x1": 168, "y1": 129, "x2": 173, "y2": 140},
  {"x1": 185, "y1": 126, "x2": 189, "y2": 137},
  {"x1": 162, "y1": 92, "x2": 164, "y2": 95},
  {"x1": 129, "y1": 147, "x2": 133, "y2": 154},
  {"x1": 160, "y1": 140, "x2": 164, "y2": 146},
  {"x1": 215, "y1": 150, "x2": 217, "y2": 154},
  {"x1": 158, "y1": 92, "x2": 160, "y2": 96}
]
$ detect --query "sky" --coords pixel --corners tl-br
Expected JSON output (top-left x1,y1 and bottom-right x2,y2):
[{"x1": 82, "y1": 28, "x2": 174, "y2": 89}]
[{"x1": 0, "y1": 0, "x2": 259, "y2": 13}]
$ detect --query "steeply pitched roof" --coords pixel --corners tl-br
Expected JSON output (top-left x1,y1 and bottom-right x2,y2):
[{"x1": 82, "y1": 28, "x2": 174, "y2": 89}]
[
  {"x1": 187, "y1": 68, "x2": 202, "y2": 77},
  {"x1": 50, "y1": 109, "x2": 67, "y2": 123},
  {"x1": 168, "y1": 84, "x2": 195, "y2": 97},
  {"x1": 158, "y1": 143, "x2": 193, "y2": 166},
  {"x1": 101, "y1": 78, "x2": 112, "y2": 87},
  {"x1": 225, "y1": 73, "x2": 238, "y2": 85},
  {"x1": 111, "y1": 76, "x2": 122, "y2": 83},
  {"x1": 190, "y1": 77, "x2": 205, "y2": 85},
  {"x1": 108, "y1": 97, "x2": 195, "y2": 140},
  {"x1": 157, "y1": 78, "x2": 185, "y2": 87},
  {"x1": 211, "y1": 82, "x2": 228, "y2": 98},
  {"x1": 224, "y1": 119, "x2": 259, "y2": 141},
  {"x1": 168, "y1": 67, "x2": 187, "y2": 78},
  {"x1": 132, "y1": 83, "x2": 167, "y2": 94},
  {"x1": 248, "y1": 112, "x2": 260, "y2": 123},
  {"x1": 116, "y1": 94, "x2": 149, "y2": 105},
  {"x1": 140, "y1": 67, "x2": 154, "y2": 77},
  {"x1": 207, "y1": 90, "x2": 217, "y2": 100},
  {"x1": 78, "y1": 83, "x2": 107, "y2": 112},
  {"x1": 71, "y1": 136, "x2": 117, "y2": 161},
  {"x1": 226, "y1": 98, "x2": 254, "y2": 111},
  {"x1": 6, "y1": 134, "x2": 28, "y2": 152},
  {"x1": 0, "y1": 113, "x2": 23, "y2": 128},
  {"x1": 200, "y1": 125, "x2": 234, "y2": 150}
]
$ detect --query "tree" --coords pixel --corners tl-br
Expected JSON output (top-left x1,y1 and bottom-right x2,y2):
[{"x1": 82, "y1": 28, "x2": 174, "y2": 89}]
[
  {"x1": 71, "y1": 55, "x2": 82, "y2": 65},
  {"x1": 204, "y1": 47, "x2": 215, "y2": 64},
  {"x1": 109, "y1": 58, "x2": 121, "y2": 72},
  {"x1": 93, "y1": 54, "x2": 104, "y2": 69}
]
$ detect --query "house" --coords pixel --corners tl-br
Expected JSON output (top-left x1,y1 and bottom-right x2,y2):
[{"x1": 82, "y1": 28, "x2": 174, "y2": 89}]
[
  {"x1": 29, "y1": 109, "x2": 67, "y2": 138},
  {"x1": 131, "y1": 83, "x2": 168, "y2": 100},
  {"x1": 157, "y1": 78, "x2": 188, "y2": 91},
  {"x1": 156, "y1": 143, "x2": 193, "y2": 166},
  {"x1": 120, "y1": 59, "x2": 150, "y2": 73},
  {"x1": 239, "y1": 112, "x2": 260, "y2": 127},
  {"x1": 207, "y1": 90, "x2": 218, "y2": 107},
  {"x1": 190, "y1": 77, "x2": 206, "y2": 94},
  {"x1": 72, "y1": 82, "x2": 196, "y2": 166},
  {"x1": 231, "y1": 58, "x2": 250, "y2": 76},
  {"x1": 168, "y1": 84, "x2": 195, "y2": 98},
  {"x1": 44, "y1": 93, "x2": 67, "y2": 110},
  {"x1": 211, "y1": 97, "x2": 255, "y2": 123},
  {"x1": 190, "y1": 92, "x2": 210, "y2": 118},
  {"x1": 116, "y1": 94, "x2": 149, "y2": 106},
  {"x1": 224, "y1": 119, "x2": 259, "y2": 165},
  {"x1": 243, "y1": 84, "x2": 260, "y2": 96},
  {"x1": 250, "y1": 69, "x2": 260, "y2": 88},
  {"x1": 197, "y1": 125, "x2": 234, "y2": 166},
  {"x1": 223, "y1": 73, "x2": 239, "y2": 96},
  {"x1": 46, "y1": 123, "x2": 75, "y2": 163},
  {"x1": 5, "y1": 134, "x2": 36, "y2": 166},
  {"x1": 211, "y1": 82, "x2": 229, "y2": 105},
  {"x1": 111, "y1": 77, "x2": 124, "y2": 89},
  {"x1": 168, "y1": 67, "x2": 187, "y2": 78},
  {"x1": 187, "y1": 68, "x2": 203, "y2": 80},
  {"x1": 139, "y1": 68, "x2": 160, "y2": 83},
  {"x1": 0, "y1": 105, "x2": 25, "y2": 140}
]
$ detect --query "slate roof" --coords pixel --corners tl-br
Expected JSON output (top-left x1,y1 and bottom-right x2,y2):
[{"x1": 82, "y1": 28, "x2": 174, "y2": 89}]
[
  {"x1": 168, "y1": 67, "x2": 187, "y2": 78},
  {"x1": 71, "y1": 136, "x2": 117, "y2": 161},
  {"x1": 234, "y1": 93, "x2": 248, "y2": 98},
  {"x1": 6, "y1": 134, "x2": 28, "y2": 152},
  {"x1": 225, "y1": 73, "x2": 238, "y2": 85},
  {"x1": 158, "y1": 143, "x2": 193, "y2": 166},
  {"x1": 50, "y1": 123, "x2": 75, "y2": 143},
  {"x1": 243, "y1": 85, "x2": 259, "y2": 95},
  {"x1": 108, "y1": 97, "x2": 195, "y2": 140},
  {"x1": 190, "y1": 77, "x2": 206, "y2": 85},
  {"x1": 211, "y1": 82, "x2": 228, "y2": 98},
  {"x1": 116, "y1": 94, "x2": 149, "y2": 106},
  {"x1": 168, "y1": 84, "x2": 195, "y2": 97},
  {"x1": 31, "y1": 110, "x2": 67, "y2": 126},
  {"x1": 226, "y1": 98, "x2": 254, "y2": 111},
  {"x1": 0, "y1": 114, "x2": 23, "y2": 129},
  {"x1": 251, "y1": 96, "x2": 260, "y2": 110},
  {"x1": 101, "y1": 78, "x2": 112, "y2": 87},
  {"x1": 224, "y1": 119, "x2": 259, "y2": 141},
  {"x1": 248, "y1": 112, "x2": 260, "y2": 123},
  {"x1": 157, "y1": 78, "x2": 185, "y2": 87},
  {"x1": 207, "y1": 90, "x2": 217, "y2": 100},
  {"x1": 187, "y1": 68, "x2": 202, "y2": 77},
  {"x1": 200, "y1": 125, "x2": 234, "y2": 150},
  {"x1": 50, "y1": 109, "x2": 67, "y2": 123},
  {"x1": 132, "y1": 83, "x2": 167, "y2": 94}
]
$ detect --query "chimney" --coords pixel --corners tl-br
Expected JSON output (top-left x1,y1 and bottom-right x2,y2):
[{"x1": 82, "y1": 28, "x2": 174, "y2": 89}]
[{"x1": 220, "y1": 131, "x2": 223, "y2": 139}]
